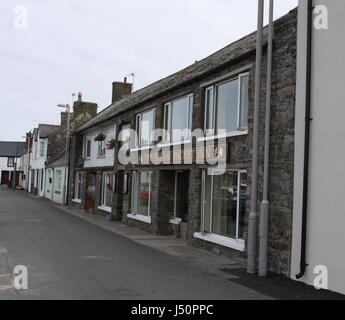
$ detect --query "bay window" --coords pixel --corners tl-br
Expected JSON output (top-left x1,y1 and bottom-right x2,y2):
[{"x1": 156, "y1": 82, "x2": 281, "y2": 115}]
[
  {"x1": 202, "y1": 170, "x2": 247, "y2": 242},
  {"x1": 136, "y1": 109, "x2": 155, "y2": 147},
  {"x1": 131, "y1": 171, "x2": 152, "y2": 217},
  {"x1": 164, "y1": 94, "x2": 193, "y2": 143},
  {"x1": 205, "y1": 72, "x2": 249, "y2": 135}
]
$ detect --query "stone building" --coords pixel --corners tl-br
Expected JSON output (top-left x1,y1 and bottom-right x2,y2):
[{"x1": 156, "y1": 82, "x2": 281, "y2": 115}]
[
  {"x1": 69, "y1": 9, "x2": 297, "y2": 276},
  {"x1": 45, "y1": 93, "x2": 98, "y2": 204}
]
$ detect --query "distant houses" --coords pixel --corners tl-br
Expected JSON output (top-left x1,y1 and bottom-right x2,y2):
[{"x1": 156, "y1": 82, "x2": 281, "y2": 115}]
[{"x1": 0, "y1": 141, "x2": 26, "y2": 186}]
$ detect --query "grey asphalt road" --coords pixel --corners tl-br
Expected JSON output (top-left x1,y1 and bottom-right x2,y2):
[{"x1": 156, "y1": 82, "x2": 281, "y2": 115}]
[{"x1": 0, "y1": 186, "x2": 270, "y2": 300}]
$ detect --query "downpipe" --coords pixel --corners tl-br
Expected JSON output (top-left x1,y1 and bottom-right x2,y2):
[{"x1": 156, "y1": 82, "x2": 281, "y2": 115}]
[
  {"x1": 258, "y1": 0, "x2": 274, "y2": 277},
  {"x1": 296, "y1": 0, "x2": 313, "y2": 280}
]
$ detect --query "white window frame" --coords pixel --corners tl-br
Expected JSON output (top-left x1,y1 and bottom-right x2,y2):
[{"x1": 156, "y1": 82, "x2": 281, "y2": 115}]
[
  {"x1": 204, "y1": 72, "x2": 249, "y2": 136},
  {"x1": 39, "y1": 141, "x2": 45, "y2": 158},
  {"x1": 100, "y1": 171, "x2": 113, "y2": 211},
  {"x1": 129, "y1": 171, "x2": 152, "y2": 223},
  {"x1": 197, "y1": 169, "x2": 247, "y2": 251},
  {"x1": 74, "y1": 172, "x2": 82, "y2": 202},
  {"x1": 55, "y1": 170, "x2": 62, "y2": 191},
  {"x1": 135, "y1": 109, "x2": 156, "y2": 148},
  {"x1": 97, "y1": 140, "x2": 106, "y2": 158},
  {"x1": 84, "y1": 137, "x2": 92, "y2": 159},
  {"x1": 163, "y1": 94, "x2": 193, "y2": 143}
]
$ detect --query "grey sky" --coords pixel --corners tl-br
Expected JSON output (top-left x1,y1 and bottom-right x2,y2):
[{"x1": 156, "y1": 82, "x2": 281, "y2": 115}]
[{"x1": 0, "y1": 0, "x2": 298, "y2": 141}]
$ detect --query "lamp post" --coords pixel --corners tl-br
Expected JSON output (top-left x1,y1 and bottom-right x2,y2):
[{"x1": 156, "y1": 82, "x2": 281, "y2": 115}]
[
  {"x1": 57, "y1": 103, "x2": 71, "y2": 205},
  {"x1": 12, "y1": 141, "x2": 19, "y2": 189}
]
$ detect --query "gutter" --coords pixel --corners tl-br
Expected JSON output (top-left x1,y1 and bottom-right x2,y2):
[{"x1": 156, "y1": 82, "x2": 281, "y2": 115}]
[{"x1": 296, "y1": 0, "x2": 313, "y2": 280}]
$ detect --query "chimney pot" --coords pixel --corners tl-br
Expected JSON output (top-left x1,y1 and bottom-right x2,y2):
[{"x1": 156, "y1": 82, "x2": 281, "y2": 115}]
[{"x1": 78, "y1": 92, "x2": 82, "y2": 102}]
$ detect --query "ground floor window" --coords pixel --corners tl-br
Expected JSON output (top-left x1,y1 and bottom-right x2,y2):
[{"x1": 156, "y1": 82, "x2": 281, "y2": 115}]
[
  {"x1": 101, "y1": 172, "x2": 114, "y2": 209},
  {"x1": 131, "y1": 171, "x2": 152, "y2": 217},
  {"x1": 75, "y1": 172, "x2": 82, "y2": 200},
  {"x1": 55, "y1": 170, "x2": 62, "y2": 192},
  {"x1": 202, "y1": 170, "x2": 247, "y2": 241}
]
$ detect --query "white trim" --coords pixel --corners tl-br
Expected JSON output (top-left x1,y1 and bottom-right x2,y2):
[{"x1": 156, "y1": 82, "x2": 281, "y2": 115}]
[
  {"x1": 157, "y1": 140, "x2": 191, "y2": 149},
  {"x1": 169, "y1": 218, "x2": 182, "y2": 225},
  {"x1": 194, "y1": 232, "x2": 245, "y2": 252},
  {"x1": 127, "y1": 214, "x2": 152, "y2": 224},
  {"x1": 200, "y1": 64, "x2": 252, "y2": 88},
  {"x1": 98, "y1": 206, "x2": 112, "y2": 213},
  {"x1": 197, "y1": 130, "x2": 248, "y2": 142},
  {"x1": 72, "y1": 199, "x2": 82, "y2": 204}
]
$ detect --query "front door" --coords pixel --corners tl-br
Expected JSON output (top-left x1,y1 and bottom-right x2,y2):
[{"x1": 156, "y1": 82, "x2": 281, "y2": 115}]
[
  {"x1": 85, "y1": 172, "x2": 97, "y2": 212},
  {"x1": 174, "y1": 171, "x2": 189, "y2": 240}
]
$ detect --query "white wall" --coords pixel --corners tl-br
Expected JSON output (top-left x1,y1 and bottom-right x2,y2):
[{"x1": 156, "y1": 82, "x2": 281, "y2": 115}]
[
  {"x1": 292, "y1": 0, "x2": 345, "y2": 295},
  {"x1": 82, "y1": 122, "x2": 116, "y2": 168},
  {"x1": 44, "y1": 167, "x2": 67, "y2": 204},
  {"x1": 31, "y1": 137, "x2": 47, "y2": 170}
]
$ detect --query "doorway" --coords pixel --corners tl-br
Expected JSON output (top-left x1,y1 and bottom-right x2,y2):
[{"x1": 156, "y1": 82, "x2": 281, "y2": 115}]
[
  {"x1": 174, "y1": 171, "x2": 189, "y2": 224},
  {"x1": 85, "y1": 172, "x2": 97, "y2": 213}
]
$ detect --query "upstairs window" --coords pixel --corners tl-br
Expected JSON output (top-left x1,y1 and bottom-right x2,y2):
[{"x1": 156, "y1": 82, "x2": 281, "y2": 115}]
[
  {"x1": 205, "y1": 73, "x2": 249, "y2": 135},
  {"x1": 83, "y1": 137, "x2": 92, "y2": 159},
  {"x1": 7, "y1": 157, "x2": 14, "y2": 167},
  {"x1": 40, "y1": 141, "x2": 45, "y2": 158},
  {"x1": 136, "y1": 109, "x2": 156, "y2": 147},
  {"x1": 97, "y1": 141, "x2": 106, "y2": 157},
  {"x1": 164, "y1": 94, "x2": 193, "y2": 143}
]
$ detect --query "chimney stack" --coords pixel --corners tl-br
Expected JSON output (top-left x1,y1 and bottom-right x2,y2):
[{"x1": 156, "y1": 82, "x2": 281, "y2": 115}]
[
  {"x1": 78, "y1": 92, "x2": 83, "y2": 102},
  {"x1": 112, "y1": 79, "x2": 133, "y2": 104}
]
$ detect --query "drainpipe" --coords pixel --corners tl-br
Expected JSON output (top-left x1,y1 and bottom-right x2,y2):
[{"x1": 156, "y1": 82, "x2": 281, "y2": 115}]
[
  {"x1": 259, "y1": 0, "x2": 274, "y2": 277},
  {"x1": 296, "y1": 0, "x2": 313, "y2": 280},
  {"x1": 247, "y1": 0, "x2": 264, "y2": 274}
]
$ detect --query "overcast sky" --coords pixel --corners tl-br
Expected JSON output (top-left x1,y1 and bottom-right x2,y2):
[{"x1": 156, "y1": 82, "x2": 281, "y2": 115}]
[{"x1": 0, "y1": 0, "x2": 298, "y2": 141}]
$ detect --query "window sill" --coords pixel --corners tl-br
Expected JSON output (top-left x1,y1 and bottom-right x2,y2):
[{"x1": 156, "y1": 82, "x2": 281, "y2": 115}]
[
  {"x1": 72, "y1": 199, "x2": 82, "y2": 204},
  {"x1": 197, "y1": 130, "x2": 248, "y2": 142},
  {"x1": 169, "y1": 218, "x2": 182, "y2": 225},
  {"x1": 157, "y1": 140, "x2": 192, "y2": 149},
  {"x1": 98, "y1": 206, "x2": 112, "y2": 213},
  {"x1": 127, "y1": 213, "x2": 152, "y2": 224},
  {"x1": 131, "y1": 146, "x2": 154, "y2": 152},
  {"x1": 194, "y1": 232, "x2": 245, "y2": 252}
]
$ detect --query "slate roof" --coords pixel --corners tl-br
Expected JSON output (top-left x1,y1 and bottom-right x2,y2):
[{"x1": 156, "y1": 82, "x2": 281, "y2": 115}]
[
  {"x1": 0, "y1": 141, "x2": 26, "y2": 157},
  {"x1": 75, "y1": 7, "x2": 291, "y2": 134},
  {"x1": 38, "y1": 124, "x2": 60, "y2": 138}
]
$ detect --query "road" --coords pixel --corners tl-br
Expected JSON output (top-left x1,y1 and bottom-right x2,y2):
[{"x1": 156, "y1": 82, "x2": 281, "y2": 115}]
[{"x1": 0, "y1": 186, "x2": 270, "y2": 300}]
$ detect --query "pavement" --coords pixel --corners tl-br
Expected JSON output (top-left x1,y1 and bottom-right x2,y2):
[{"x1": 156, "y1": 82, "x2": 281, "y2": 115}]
[{"x1": 0, "y1": 185, "x2": 343, "y2": 300}]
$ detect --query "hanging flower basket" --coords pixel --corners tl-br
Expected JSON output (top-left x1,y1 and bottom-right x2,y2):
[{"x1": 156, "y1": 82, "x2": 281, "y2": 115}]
[
  {"x1": 106, "y1": 138, "x2": 117, "y2": 150},
  {"x1": 95, "y1": 133, "x2": 106, "y2": 142}
]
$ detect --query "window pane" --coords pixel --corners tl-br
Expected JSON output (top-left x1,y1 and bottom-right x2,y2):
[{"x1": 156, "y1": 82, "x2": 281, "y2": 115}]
[
  {"x1": 171, "y1": 96, "x2": 190, "y2": 142},
  {"x1": 216, "y1": 79, "x2": 239, "y2": 133},
  {"x1": 104, "y1": 172, "x2": 113, "y2": 208},
  {"x1": 205, "y1": 88, "x2": 214, "y2": 132},
  {"x1": 211, "y1": 172, "x2": 238, "y2": 238},
  {"x1": 137, "y1": 172, "x2": 151, "y2": 216},
  {"x1": 239, "y1": 75, "x2": 249, "y2": 129},
  {"x1": 204, "y1": 174, "x2": 212, "y2": 233},
  {"x1": 141, "y1": 110, "x2": 154, "y2": 146},
  {"x1": 238, "y1": 172, "x2": 247, "y2": 239}
]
